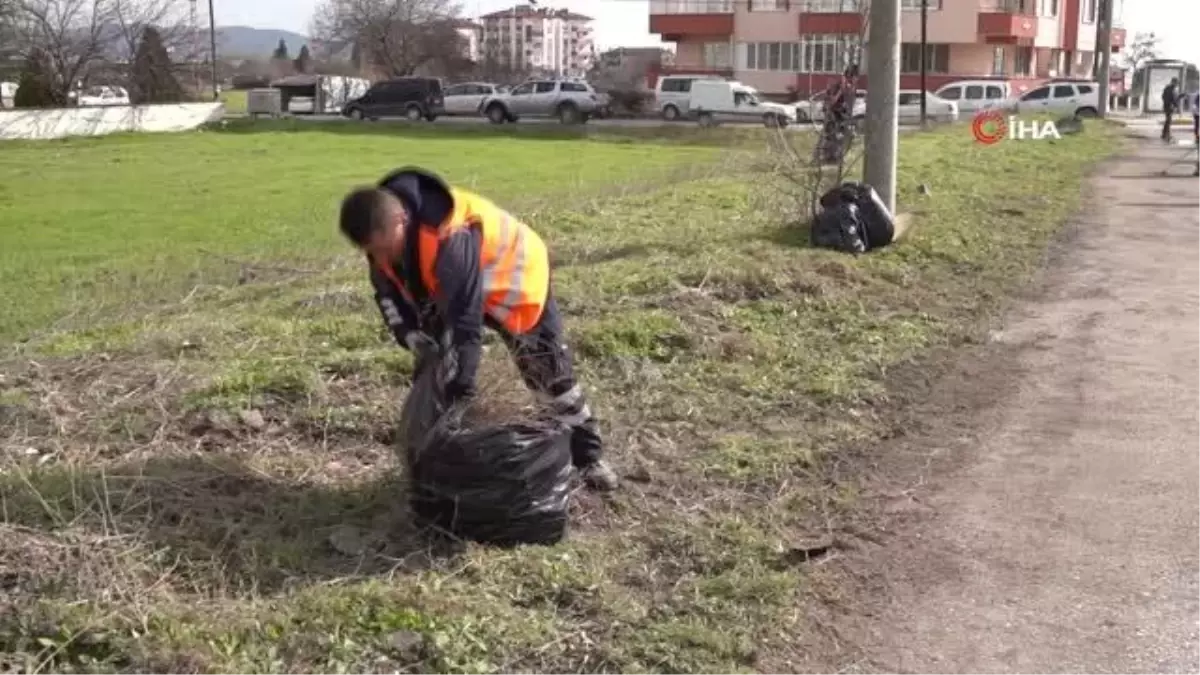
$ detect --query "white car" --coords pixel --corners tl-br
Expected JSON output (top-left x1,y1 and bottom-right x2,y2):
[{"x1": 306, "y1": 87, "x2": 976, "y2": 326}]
[
  {"x1": 897, "y1": 90, "x2": 959, "y2": 123},
  {"x1": 0, "y1": 81, "x2": 16, "y2": 108},
  {"x1": 689, "y1": 79, "x2": 798, "y2": 127},
  {"x1": 1008, "y1": 81, "x2": 1100, "y2": 118},
  {"x1": 934, "y1": 80, "x2": 1010, "y2": 115},
  {"x1": 796, "y1": 89, "x2": 867, "y2": 123},
  {"x1": 75, "y1": 85, "x2": 130, "y2": 107},
  {"x1": 441, "y1": 82, "x2": 501, "y2": 116}
]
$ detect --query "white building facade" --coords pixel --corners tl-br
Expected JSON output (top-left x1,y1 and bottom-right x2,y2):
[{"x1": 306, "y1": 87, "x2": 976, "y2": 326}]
[{"x1": 480, "y1": 5, "x2": 596, "y2": 77}]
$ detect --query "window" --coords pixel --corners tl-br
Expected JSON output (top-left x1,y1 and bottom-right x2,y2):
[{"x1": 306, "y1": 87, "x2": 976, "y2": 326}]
[
  {"x1": 1051, "y1": 84, "x2": 1074, "y2": 98},
  {"x1": 992, "y1": 46, "x2": 1006, "y2": 75},
  {"x1": 648, "y1": 0, "x2": 734, "y2": 13},
  {"x1": 900, "y1": 44, "x2": 949, "y2": 73},
  {"x1": 444, "y1": 84, "x2": 466, "y2": 96},
  {"x1": 1014, "y1": 46, "x2": 1032, "y2": 75},
  {"x1": 703, "y1": 42, "x2": 732, "y2": 68},
  {"x1": 898, "y1": 92, "x2": 922, "y2": 106},
  {"x1": 799, "y1": 0, "x2": 862, "y2": 10},
  {"x1": 965, "y1": 85, "x2": 984, "y2": 100},
  {"x1": 1081, "y1": 0, "x2": 1095, "y2": 22},
  {"x1": 789, "y1": 35, "x2": 859, "y2": 73},
  {"x1": 511, "y1": 82, "x2": 535, "y2": 95},
  {"x1": 986, "y1": 85, "x2": 1005, "y2": 99},
  {"x1": 900, "y1": 0, "x2": 942, "y2": 9},
  {"x1": 750, "y1": 0, "x2": 788, "y2": 9},
  {"x1": 1036, "y1": 0, "x2": 1057, "y2": 15},
  {"x1": 1022, "y1": 86, "x2": 1049, "y2": 100},
  {"x1": 561, "y1": 81, "x2": 588, "y2": 92},
  {"x1": 660, "y1": 77, "x2": 695, "y2": 92},
  {"x1": 939, "y1": 86, "x2": 961, "y2": 100}
]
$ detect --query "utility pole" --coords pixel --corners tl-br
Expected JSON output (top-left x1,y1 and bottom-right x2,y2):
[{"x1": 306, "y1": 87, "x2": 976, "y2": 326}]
[
  {"x1": 919, "y1": 0, "x2": 928, "y2": 126},
  {"x1": 1094, "y1": 0, "x2": 1112, "y2": 117},
  {"x1": 208, "y1": 0, "x2": 218, "y2": 100},
  {"x1": 863, "y1": 0, "x2": 901, "y2": 213}
]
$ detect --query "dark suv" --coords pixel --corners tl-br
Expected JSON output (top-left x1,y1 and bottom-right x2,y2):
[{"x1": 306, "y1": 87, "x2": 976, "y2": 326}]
[{"x1": 342, "y1": 78, "x2": 444, "y2": 121}]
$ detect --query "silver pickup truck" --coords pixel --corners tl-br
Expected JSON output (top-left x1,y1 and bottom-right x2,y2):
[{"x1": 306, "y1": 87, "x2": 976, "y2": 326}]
[{"x1": 481, "y1": 79, "x2": 603, "y2": 125}]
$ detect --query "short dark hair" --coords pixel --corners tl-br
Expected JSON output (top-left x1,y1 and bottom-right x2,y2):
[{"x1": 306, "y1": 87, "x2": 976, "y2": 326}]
[{"x1": 339, "y1": 187, "x2": 403, "y2": 246}]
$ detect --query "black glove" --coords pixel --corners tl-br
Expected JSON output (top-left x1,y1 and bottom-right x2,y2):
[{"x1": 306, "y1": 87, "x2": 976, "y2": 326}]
[
  {"x1": 403, "y1": 331, "x2": 439, "y2": 366},
  {"x1": 443, "y1": 378, "x2": 476, "y2": 406}
]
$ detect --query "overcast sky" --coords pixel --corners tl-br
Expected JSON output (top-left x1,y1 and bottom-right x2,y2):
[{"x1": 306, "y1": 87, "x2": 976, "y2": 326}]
[{"x1": 212, "y1": 0, "x2": 1199, "y2": 66}]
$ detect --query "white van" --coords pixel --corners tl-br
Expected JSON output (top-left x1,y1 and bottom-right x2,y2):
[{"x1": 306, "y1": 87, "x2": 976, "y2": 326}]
[
  {"x1": 655, "y1": 74, "x2": 725, "y2": 121},
  {"x1": 934, "y1": 80, "x2": 1009, "y2": 115},
  {"x1": 689, "y1": 79, "x2": 798, "y2": 127}
]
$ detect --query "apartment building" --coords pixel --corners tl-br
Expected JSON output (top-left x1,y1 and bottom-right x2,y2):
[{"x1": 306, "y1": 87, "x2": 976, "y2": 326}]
[
  {"x1": 480, "y1": 4, "x2": 596, "y2": 77},
  {"x1": 648, "y1": 0, "x2": 1126, "y2": 97},
  {"x1": 454, "y1": 19, "x2": 484, "y2": 63}
]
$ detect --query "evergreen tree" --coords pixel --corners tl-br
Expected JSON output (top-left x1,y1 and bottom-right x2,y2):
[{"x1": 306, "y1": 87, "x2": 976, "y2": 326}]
[
  {"x1": 13, "y1": 48, "x2": 58, "y2": 108},
  {"x1": 130, "y1": 26, "x2": 184, "y2": 103},
  {"x1": 293, "y1": 44, "x2": 313, "y2": 74},
  {"x1": 272, "y1": 38, "x2": 290, "y2": 61}
]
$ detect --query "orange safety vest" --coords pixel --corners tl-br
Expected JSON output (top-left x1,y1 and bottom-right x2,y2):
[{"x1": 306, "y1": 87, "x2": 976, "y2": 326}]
[{"x1": 376, "y1": 187, "x2": 549, "y2": 335}]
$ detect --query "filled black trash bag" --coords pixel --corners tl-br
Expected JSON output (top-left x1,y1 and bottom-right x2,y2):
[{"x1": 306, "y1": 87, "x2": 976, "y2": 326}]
[
  {"x1": 814, "y1": 182, "x2": 896, "y2": 252},
  {"x1": 810, "y1": 200, "x2": 867, "y2": 253},
  {"x1": 399, "y1": 348, "x2": 573, "y2": 547}
]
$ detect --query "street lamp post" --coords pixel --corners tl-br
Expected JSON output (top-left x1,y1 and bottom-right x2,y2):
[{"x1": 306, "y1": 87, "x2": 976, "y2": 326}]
[{"x1": 208, "y1": 0, "x2": 218, "y2": 100}]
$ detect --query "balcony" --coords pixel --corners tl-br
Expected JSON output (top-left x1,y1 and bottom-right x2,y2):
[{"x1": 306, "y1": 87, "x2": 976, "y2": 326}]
[
  {"x1": 977, "y1": 0, "x2": 1037, "y2": 42},
  {"x1": 649, "y1": 0, "x2": 734, "y2": 40},
  {"x1": 796, "y1": 0, "x2": 865, "y2": 33}
]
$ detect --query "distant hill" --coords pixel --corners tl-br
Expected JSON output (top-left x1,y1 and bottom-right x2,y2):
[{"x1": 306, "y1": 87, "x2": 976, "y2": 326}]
[{"x1": 217, "y1": 26, "x2": 309, "y2": 59}]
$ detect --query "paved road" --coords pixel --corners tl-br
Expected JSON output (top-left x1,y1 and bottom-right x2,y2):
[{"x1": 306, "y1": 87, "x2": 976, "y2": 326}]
[{"x1": 855, "y1": 125, "x2": 1200, "y2": 672}]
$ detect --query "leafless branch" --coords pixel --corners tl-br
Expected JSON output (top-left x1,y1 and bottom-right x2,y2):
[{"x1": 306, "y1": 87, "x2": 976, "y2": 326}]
[{"x1": 311, "y1": 0, "x2": 469, "y2": 78}]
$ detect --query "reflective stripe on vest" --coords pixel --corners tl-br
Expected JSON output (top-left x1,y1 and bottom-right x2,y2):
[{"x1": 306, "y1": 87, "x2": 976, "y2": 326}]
[{"x1": 483, "y1": 211, "x2": 527, "y2": 326}]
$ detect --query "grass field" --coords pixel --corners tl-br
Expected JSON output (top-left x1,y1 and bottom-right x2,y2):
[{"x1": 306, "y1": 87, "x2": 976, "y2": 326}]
[{"x1": 0, "y1": 121, "x2": 1118, "y2": 672}]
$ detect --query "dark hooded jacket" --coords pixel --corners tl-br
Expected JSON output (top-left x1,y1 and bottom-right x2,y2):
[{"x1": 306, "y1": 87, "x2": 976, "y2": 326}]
[{"x1": 368, "y1": 167, "x2": 490, "y2": 398}]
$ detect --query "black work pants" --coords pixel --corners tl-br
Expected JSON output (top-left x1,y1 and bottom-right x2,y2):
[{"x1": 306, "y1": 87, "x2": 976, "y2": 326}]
[
  {"x1": 1162, "y1": 107, "x2": 1175, "y2": 140},
  {"x1": 500, "y1": 291, "x2": 603, "y2": 469}
]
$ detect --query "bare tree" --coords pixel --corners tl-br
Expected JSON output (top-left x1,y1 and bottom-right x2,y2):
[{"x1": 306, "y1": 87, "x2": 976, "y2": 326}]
[
  {"x1": 7, "y1": 0, "x2": 116, "y2": 100},
  {"x1": 7, "y1": 0, "x2": 194, "y2": 102},
  {"x1": 109, "y1": 0, "x2": 197, "y2": 67},
  {"x1": 311, "y1": 0, "x2": 468, "y2": 77}
]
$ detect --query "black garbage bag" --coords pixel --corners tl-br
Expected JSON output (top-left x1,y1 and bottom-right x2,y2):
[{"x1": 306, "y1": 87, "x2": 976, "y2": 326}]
[
  {"x1": 814, "y1": 182, "x2": 896, "y2": 252},
  {"x1": 399, "y1": 347, "x2": 573, "y2": 547},
  {"x1": 810, "y1": 200, "x2": 867, "y2": 253}
]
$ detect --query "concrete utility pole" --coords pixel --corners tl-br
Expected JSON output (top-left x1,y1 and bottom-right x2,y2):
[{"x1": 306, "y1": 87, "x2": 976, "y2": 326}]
[
  {"x1": 863, "y1": 0, "x2": 901, "y2": 213},
  {"x1": 1094, "y1": 0, "x2": 1112, "y2": 117},
  {"x1": 208, "y1": 0, "x2": 218, "y2": 100},
  {"x1": 919, "y1": 0, "x2": 928, "y2": 126}
]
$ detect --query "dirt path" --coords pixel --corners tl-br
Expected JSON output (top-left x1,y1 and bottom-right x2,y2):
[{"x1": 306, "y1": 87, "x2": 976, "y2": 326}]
[{"x1": 850, "y1": 132, "x2": 1200, "y2": 673}]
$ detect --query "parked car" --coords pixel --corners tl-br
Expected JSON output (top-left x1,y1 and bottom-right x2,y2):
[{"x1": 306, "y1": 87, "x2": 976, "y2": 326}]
[
  {"x1": 1007, "y1": 81, "x2": 1100, "y2": 117},
  {"x1": 342, "y1": 77, "x2": 443, "y2": 121},
  {"x1": 655, "y1": 74, "x2": 726, "y2": 121},
  {"x1": 75, "y1": 85, "x2": 130, "y2": 107},
  {"x1": 934, "y1": 80, "x2": 1010, "y2": 115},
  {"x1": 795, "y1": 89, "x2": 867, "y2": 123},
  {"x1": 441, "y1": 82, "x2": 501, "y2": 116},
  {"x1": 897, "y1": 90, "x2": 959, "y2": 123},
  {"x1": 481, "y1": 79, "x2": 602, "y2": 124},
  {"x1": 689, "y1": 79, "x2": 799, "y2": 127}
]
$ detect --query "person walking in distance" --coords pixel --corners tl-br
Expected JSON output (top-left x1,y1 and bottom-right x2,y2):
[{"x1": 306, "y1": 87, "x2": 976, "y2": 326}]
[
  {"x1": 1160, "y1": 77, "x2": 1180, "y2": 143},
  {"x1": 338, "y1": 167, "x2": 619, "y2": 492}
]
